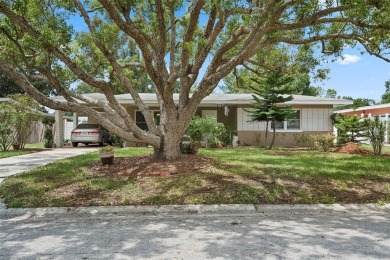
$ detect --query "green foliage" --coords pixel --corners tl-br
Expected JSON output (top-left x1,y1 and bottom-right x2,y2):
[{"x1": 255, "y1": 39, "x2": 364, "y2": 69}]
[
  {"x1": 0, "y1": 71, "x2": 55, "y2": 97},
  {"x1": 381, "y1": 80, "x2": 390, "y2": 104},
  {"x1": 111, "y1": 134, "x2": 124, "y2": 148},
  {"x1": 315, "y1": 133, "x2": 335, "y2": 152},
  {"x1": 99, "y1": 145, "x2": 114, "y2": 153},
  {"x1": 363, "y1": 116, "x2": 387, "y2": 155},
  {"x1": 333, "y1": 114, "x2": 365, "y2": 145},
  {"x1": 248, "y1": 71, "x2": 296, "y2": 149},
  {"x1": 186, "y1": 116, "x2": 229, "y2": 149},
  {"x1": 43, "y1": 128, "x2": 53, "y2": 148},
  {"x1": 9, "y1": 94, "x2": 43, "y2": 149},
  {"x1": 293, "y1": 133, "x2": 334, "y2": 151},
  {"x1": 0, "y1": 102, "x2": 15, "y2": 151}
]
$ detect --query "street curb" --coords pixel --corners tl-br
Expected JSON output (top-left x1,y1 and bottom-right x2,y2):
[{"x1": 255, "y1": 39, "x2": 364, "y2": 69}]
[{"x1": 1, "y1": 203, "x2": 389, "y2": 219}]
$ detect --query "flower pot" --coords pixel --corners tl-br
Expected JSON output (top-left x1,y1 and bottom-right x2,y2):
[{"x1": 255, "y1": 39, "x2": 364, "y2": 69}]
[{"x1": 99, "y1": 151, "x2": 114, "y2": 165}]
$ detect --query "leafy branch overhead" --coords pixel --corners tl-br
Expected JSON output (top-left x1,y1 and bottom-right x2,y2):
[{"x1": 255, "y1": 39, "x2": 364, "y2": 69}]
[{"x1": 0, "y1": 0, "x2": 390, "y2": 160}]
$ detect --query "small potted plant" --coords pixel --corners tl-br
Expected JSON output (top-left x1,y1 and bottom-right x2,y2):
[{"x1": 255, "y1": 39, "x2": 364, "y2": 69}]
[{"x1": 99, "y1": 145, "x2": 115, "y2": 165}]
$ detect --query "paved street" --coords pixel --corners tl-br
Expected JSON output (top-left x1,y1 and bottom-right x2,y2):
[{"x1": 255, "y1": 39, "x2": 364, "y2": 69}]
[{"x1": 1, "y1": 207, "x2": 389, "y2": 259}]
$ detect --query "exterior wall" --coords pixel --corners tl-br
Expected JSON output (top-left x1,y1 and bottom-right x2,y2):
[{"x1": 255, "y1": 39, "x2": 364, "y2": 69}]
[
  {"x1": 114, "y1": 104, "x2": 335, "y2": 147},
  {"x1": 238, "y1": 131, "x2": 329, "y2": 147},
  {"x1": 236, "y1": 106, "x2": 334, "y2": 146}
]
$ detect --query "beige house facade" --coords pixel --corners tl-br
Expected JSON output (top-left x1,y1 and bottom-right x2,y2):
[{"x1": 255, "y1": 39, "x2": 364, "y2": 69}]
[{"x1": 53, "y1": 93, "x2": 352, "y2": 147}]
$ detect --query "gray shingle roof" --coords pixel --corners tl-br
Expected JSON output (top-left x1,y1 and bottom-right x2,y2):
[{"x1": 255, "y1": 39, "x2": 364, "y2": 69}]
[{"x1": 52, "y1": 93, "x2": 352, "y2": 106}]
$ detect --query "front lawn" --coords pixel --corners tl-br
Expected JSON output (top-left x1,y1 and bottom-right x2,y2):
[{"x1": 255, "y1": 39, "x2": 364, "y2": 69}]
[{"x1": 0, "y1": 147, "x2": 389, "y2": 207}]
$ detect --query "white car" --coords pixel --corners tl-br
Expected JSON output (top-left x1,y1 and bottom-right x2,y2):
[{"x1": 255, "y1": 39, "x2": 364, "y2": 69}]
[{"x1": 71, "y1": 123, "x2": 112, "y2": 147}]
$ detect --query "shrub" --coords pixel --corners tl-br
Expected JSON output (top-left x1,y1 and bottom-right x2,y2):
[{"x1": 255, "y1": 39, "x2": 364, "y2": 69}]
[
  {"x1": 186, "y1": 116, "x2": 229, "y2": 148},
  {"x1": 293, "y1": 133, "x2": 316, "y2": 150},
  {"x1": 43, "y1": 128, "x2": 53, "y2": 148},
  {"x1": 315, "y1": 132, "x2": 334, "y2": 152},
  {"x1": 111, "y1": 134, "x2": 124, "y2": 147},
  {"x1": 363, "y1": 116, "x2": 386, "y2": 155},
  {"x1": 0, "y1": 103, "x2": 15, "y2": 151},
  {"x1": 333, "y1": 114, "x2": 365, "y2": 145},
  {"x1": 294, "y1": 133, "x2": 334, "y2": 151}
]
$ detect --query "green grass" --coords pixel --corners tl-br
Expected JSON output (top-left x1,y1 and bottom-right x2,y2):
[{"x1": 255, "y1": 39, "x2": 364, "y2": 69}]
[
  {"x1": 0, "y1": 143, "x2": 46, "y2": 158},
  {"x1": 0, "y1": 147, "x2": 389, "y2": 207},
  {"x1": 0, "y1": 150, "x2": 33, "y2": 159},
  {"x1": 23, "y1": 143, "x2": 45, "y2": 149},
  {"x1": 361, "y1": 144, "x2": 390, "y2": 153}
]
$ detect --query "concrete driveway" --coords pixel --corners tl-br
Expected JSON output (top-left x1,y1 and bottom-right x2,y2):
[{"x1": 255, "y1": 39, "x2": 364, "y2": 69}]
[{"x1": 0, "y1": 147, "x2": 98, "y2": 183}]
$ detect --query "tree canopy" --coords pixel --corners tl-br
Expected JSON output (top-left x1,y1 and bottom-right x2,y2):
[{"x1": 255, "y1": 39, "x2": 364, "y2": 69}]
[{"x1": 1, "y1": 0, "x2": 390, "y2": 160}]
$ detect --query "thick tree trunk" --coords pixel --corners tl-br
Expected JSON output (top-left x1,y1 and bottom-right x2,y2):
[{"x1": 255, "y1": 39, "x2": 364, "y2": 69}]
[{"x1": 154, "y1": 127, "x2": 183, "y2": 161}]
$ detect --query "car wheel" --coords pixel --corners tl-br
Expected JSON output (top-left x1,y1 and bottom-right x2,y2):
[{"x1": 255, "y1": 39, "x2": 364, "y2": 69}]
[
  {"x1": 99, "y1": 138, "x2": 104, "y2": 147},
  {"x1": 84, "y1": 143, "x2": 89, "y2": 146},
  {"x1": 72, "y1": 142, "x2": 78, "y2": 147}
]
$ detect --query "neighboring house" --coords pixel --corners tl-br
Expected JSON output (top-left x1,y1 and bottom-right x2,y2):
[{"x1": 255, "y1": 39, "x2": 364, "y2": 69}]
[
  {"x1": 52, "y1": 93, "x2": 352, "y2": 147},
  {"x1": 336, "y1": 103, "x2": 390, "y2": 118},
  {"x1": 336, "y1": 103, "x2": 390, "y2": 144}
]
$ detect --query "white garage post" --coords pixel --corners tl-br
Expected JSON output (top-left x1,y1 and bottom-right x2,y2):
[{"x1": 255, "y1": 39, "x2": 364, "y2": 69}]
[
  {"x1": 73, "y1": 112, "x2": 79, "y2": 128},
  {"x1": 386, "y1": 113, "x2": 389, "y2": 144},
  {"x1": 54, "y1": 110, "x2": 64, "y2": 148}
]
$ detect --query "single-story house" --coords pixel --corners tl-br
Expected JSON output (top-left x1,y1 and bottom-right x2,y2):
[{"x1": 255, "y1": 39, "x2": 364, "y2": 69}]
[{"x1": 52, "y1": 93, "x2": 352, "y2": 147}]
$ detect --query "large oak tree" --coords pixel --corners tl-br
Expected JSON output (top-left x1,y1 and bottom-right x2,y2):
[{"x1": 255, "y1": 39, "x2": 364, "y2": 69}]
[{"x1": 0, "y1": 0, "x2": 390, "y2": 160}]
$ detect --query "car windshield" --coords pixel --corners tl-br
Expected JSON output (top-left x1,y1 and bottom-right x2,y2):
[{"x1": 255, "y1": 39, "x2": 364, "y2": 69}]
[{"x1": 77, "y1": 124, "x2": 99, "y2": 129}]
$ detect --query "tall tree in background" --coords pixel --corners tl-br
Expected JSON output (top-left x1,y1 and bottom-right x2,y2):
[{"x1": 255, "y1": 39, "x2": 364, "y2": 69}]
[
  {"x1": 221, "y1": 44, "x2": 329, "y2": 95},
  {"x1": 1, "y1": 1, "x2": 390, "y2": 160},
  {"x1": 248, "y1": 72, "x2": 295, "y2": 149},
  {"x1": 0, "y1": 71, "x2": 54, "y2": 97},
  {"x1": 381, "y1": 80, "x2": 390, "y2": 103}
]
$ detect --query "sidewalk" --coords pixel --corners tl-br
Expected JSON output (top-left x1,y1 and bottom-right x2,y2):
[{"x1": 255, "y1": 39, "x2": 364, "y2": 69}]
[{"x1": 0, "y1": 147, "x2": 97, "y2": 183}]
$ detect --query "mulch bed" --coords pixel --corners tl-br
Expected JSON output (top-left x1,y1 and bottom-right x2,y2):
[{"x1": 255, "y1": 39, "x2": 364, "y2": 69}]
[
  {"x1": 333, "y1": 142, "x2": 373, "y2": 155},
  {"x1": 90, "y1": 154, "x2": 215, "y2": 177}
]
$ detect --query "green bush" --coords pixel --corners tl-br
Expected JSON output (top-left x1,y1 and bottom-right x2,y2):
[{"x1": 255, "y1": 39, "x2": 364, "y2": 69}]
[
  {"x1": 43, "y1": 128, "x2": 53, "y2": 148},
  {"x1": 111, "y1": 134, "x2": 124, "y2": 147},
  {"x1": 0, "y1": 103, "x2": 15, "y2": 151},
  {"x1": 294, "y1": 133, "x2": 334, "y2": 151},
  {"x1": 186, "y1": 116, "x2": 230, "y2": 148},
  {"x1": 363, "y1": 116, "x2": 386, "y2": 155},
  {"x1": 315, "y1": 132, "x2": 334, "y2": 152},
  {"x1": 333, "y1": 114, "x2": 365, "y2": 145}
]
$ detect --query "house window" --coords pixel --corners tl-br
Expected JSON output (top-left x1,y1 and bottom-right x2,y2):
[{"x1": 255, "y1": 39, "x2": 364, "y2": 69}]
[
  {"x1": 135, "y1": 111, "x2": 160, "y2": 131},
  {"x1": 271, "y1": 110, "x2": 301, "y2": 131}
]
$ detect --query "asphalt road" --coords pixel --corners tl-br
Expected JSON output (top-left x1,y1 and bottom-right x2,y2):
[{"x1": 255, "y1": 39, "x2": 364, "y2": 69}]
[{"x1": 1, "y1": 209, "x2": 389, "y2": 259}]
